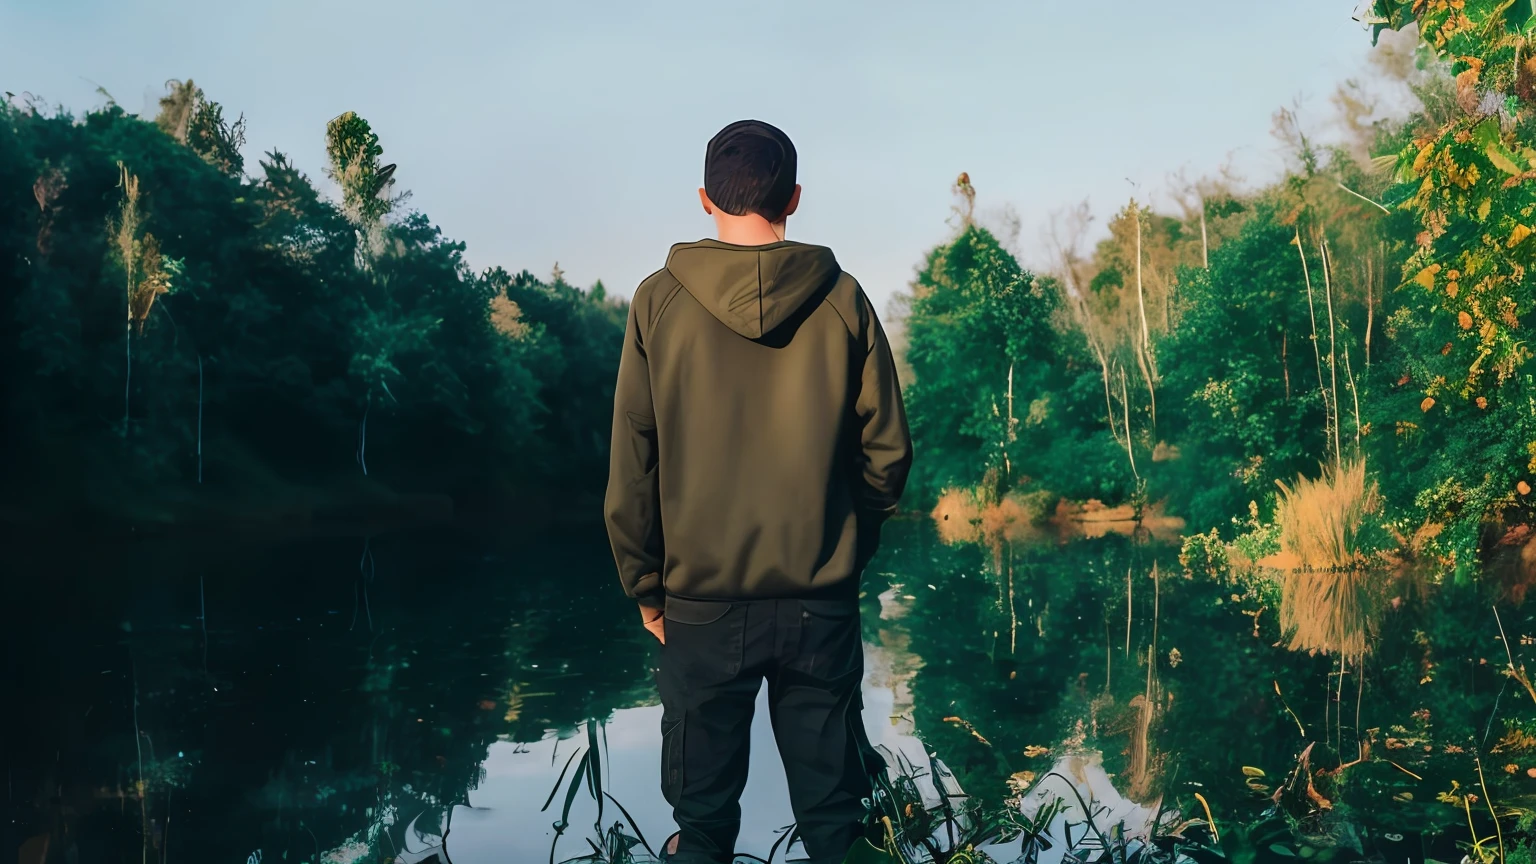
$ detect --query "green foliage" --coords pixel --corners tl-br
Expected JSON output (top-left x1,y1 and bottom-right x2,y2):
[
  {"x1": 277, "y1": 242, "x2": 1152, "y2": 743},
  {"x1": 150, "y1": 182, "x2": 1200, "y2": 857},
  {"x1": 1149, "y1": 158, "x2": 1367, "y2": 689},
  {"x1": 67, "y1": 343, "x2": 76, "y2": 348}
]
[
  {"x1": 901, "y1": 225, "x2": 1125, "y2": 507},
  {"x1": 0, "y1": 90, "x2": 624, "y2": 520},
  {"x1": 1154, "y1": 203, "x2": 1334, "y2": 533},
  {"x1": 1357, "y1": 0, "x2": 1536, "y2": 576},
  {"x1": 325, "y1": 110, "x2": 394, "y2": 229}
]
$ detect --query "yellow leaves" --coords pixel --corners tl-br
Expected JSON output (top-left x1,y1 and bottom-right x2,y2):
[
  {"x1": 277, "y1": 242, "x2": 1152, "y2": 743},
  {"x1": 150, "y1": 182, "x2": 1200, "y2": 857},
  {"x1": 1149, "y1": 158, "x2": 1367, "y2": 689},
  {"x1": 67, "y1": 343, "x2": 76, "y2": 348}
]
[
  {"x1": 1022, "y1": 744, "x2": 1051, "y2": 758},
  {"x1": 1510, "y1": 224, "x2": 1533, "y2": 248},
  {"x1": 1413, "y1": 141, "x2": 1437, "y2": 174},
  {"x1": 1470, "y1": 347, "x2": 1490, "y2": 380},
  {"x1": 1446, "y1": 159, "x2": 1481, "y2": 190},
  {"x1": 942, "y1": 715, "x2": 992, "y2": 746},
  {"x1": 1414, "y1": 263, "x2": 1442, "y2": 289},
  {"x1": 489, "y1": 293, "x2": 529, "y2": 340},
  {"x1": 1422, "y1": 396, "x2": 1437, "y2": 412},
  {"x1": 1520, "y1": 481, "x2": 1531, "y2": 496},
  {"x1": 1498, "y1": 295, "x2": 1520, "y2": 328},
  {"x1": 1505, "y1": 722, "x2": 1536, "y2": 750},
  {"x1": 1478, "y1": 199, "x2": 1493, "y2": 221},
  {"x1": 1242, "y1": 766, "x2": 1269, "y2": 795},
  {"x1": 1459, "y1": 310, "x2": 1475, "y2": 329}
]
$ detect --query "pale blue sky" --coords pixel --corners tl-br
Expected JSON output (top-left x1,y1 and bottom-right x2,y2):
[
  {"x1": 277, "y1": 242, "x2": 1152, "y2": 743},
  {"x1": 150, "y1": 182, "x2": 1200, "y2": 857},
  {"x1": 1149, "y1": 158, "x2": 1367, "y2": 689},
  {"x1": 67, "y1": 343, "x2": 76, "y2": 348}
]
[{"x1": 2, "y1": 0, "x2": 1382, "y2": 314}]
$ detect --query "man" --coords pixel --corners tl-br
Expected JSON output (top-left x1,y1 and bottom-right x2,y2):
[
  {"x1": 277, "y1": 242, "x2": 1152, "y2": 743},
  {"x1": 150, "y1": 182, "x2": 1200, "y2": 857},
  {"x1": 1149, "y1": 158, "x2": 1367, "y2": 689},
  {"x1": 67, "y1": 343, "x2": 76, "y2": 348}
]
[{"x1": 603, "y1": 119, "x2": 912, "y2": 864}]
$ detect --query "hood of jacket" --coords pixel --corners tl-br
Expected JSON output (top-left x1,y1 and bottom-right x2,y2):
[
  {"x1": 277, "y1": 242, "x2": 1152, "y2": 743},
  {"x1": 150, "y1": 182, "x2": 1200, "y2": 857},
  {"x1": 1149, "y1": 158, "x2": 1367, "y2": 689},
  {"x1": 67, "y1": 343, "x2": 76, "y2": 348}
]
[{"x1": 665, "y1": 239, "x2": 841, "y2": 339}]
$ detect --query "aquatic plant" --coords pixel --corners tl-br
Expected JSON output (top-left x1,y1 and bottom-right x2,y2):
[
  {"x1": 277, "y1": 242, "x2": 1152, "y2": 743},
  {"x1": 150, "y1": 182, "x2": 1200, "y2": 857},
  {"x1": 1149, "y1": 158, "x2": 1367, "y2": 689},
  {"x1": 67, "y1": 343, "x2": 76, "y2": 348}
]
[{"x1": 1271, "y1": 458, "x2": 1384, "y2": 661}]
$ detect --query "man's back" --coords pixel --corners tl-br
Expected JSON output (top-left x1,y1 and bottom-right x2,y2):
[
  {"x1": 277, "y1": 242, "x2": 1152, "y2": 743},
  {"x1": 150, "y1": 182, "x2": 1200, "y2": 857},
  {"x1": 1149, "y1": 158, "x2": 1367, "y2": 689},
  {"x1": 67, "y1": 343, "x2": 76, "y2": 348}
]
[
  {"x1": 602, "y1": 118, "x2": 910, "y2": 864},
  {"x1": 607, "y1": 238, "x2": 909, "y2": 605}
]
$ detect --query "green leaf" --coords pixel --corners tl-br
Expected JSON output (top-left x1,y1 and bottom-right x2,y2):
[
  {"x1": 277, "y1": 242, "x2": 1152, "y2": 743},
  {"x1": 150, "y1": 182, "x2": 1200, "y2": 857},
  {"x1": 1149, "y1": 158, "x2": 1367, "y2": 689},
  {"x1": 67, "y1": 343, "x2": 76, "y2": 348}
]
[
  {"x1": 1469, "y1": 118, "x2": 1525, "y2": 175},
  {"x1": 1489, "y1": 144, "x2": 1524, "y2": 175}
]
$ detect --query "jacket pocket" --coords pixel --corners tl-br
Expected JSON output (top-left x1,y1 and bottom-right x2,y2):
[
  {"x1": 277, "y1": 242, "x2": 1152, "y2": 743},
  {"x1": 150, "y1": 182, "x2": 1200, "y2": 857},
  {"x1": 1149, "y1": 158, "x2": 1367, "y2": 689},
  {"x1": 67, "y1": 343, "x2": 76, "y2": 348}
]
[{"x1": 660, "y1": 715, "x2": 685, "y2": 804}]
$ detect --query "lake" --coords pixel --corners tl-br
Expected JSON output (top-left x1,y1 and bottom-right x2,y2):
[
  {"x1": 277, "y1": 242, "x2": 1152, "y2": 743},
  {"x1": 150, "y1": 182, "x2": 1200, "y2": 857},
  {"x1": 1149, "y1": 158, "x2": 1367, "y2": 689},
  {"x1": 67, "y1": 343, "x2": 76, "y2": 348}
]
[{"x1": 8, "y1": 515, "x2": 1533, "y2": 863}]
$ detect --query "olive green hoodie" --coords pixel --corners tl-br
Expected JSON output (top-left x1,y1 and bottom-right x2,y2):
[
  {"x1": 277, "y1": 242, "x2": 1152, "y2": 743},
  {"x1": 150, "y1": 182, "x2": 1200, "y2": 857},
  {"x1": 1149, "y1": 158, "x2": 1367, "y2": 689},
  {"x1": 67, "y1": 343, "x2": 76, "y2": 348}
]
[{"x1": 604, "y1": 238, "x2": 912, "y2": 610}]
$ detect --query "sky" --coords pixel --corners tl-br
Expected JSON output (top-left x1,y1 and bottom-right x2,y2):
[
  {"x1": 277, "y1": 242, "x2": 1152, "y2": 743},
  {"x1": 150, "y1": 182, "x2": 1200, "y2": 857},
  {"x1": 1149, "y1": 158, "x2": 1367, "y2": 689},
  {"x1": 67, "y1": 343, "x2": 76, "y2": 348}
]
[{"x1": 2, "y1": 0, "x2": 1385, "y2": 316}]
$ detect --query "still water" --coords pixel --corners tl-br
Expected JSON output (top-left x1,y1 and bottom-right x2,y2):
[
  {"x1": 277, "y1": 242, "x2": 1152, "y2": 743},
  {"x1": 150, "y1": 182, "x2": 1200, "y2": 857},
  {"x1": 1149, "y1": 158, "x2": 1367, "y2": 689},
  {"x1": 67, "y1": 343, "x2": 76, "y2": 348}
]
[{"x1": 8, "y1": 515, "x2": 1534, "y2": 862}]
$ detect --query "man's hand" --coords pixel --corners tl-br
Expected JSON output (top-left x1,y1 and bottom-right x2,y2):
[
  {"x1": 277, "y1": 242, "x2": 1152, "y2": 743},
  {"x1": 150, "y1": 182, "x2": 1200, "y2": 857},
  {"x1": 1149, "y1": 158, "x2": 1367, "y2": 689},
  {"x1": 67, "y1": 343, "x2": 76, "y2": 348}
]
[{"x1": 641, "y1": 605, "x2": 665, "y2": 644}]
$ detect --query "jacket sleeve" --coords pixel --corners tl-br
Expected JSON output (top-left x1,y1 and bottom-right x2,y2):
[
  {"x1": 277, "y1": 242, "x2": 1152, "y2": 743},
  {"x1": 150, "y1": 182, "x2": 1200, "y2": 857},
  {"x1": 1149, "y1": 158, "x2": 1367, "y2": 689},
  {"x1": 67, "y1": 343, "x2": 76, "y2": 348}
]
[
  {"x1": 852, "y1": 294, "x2": 913, "y2": 568},
  {"x1": 604, "y1": 295, "x2": 665, "y2": 611}
]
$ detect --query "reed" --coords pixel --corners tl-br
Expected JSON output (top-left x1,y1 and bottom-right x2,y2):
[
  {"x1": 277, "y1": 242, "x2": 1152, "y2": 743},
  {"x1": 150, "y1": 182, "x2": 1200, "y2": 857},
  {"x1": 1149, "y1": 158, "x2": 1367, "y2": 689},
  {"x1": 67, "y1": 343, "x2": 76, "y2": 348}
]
[{"x1": 1273, "y1": 458, "x2": 1383, "y2": 662}]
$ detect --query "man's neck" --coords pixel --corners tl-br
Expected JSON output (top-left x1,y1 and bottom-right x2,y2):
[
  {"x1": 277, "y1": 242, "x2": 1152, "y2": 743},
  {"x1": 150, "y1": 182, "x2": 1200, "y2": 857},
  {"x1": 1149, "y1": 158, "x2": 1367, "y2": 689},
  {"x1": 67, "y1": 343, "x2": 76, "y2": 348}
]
[{"x1": 714, "y1": 220, "x2": 786, "y2": 247}]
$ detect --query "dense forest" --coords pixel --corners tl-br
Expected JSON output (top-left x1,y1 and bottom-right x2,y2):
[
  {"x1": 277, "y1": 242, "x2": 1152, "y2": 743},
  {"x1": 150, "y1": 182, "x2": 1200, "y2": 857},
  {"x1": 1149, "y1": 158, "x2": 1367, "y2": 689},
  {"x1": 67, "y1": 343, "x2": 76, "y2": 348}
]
[
  {"x1": 0, "y1": 83, "x2": 626, "y2": 531},
  {"x1": 902, "y1": 0, "x2": 1536, "y2": 592}
]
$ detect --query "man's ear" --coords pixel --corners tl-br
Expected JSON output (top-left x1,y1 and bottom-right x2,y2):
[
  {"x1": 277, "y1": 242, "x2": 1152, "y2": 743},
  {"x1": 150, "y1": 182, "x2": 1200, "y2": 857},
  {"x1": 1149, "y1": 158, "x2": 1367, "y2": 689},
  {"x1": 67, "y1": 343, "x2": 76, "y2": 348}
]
[
  {"x1": 779, "y1": 184, "x2": 803, "y2": 219},
  {"x1": 698, "y1": 187, "x2": 713, "y2": 215}
]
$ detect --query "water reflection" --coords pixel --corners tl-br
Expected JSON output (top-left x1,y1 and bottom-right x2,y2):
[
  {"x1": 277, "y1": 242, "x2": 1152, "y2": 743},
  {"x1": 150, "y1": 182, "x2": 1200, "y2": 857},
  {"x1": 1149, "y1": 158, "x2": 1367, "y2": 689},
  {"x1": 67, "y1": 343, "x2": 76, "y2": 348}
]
[{"x1": 11, "y1": 511, "x2": 1536, "y2": 862}]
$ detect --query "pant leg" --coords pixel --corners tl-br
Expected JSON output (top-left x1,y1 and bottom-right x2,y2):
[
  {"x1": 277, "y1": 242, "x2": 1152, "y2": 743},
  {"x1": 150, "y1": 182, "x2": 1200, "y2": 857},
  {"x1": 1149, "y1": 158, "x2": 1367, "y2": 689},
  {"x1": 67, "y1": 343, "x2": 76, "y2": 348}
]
[
  {"x1": 656, "y1": 597, "x2": 762, "y2": 864},
  {"x1": 767, "y1": 598, "x2": 874, "y2": 864}
]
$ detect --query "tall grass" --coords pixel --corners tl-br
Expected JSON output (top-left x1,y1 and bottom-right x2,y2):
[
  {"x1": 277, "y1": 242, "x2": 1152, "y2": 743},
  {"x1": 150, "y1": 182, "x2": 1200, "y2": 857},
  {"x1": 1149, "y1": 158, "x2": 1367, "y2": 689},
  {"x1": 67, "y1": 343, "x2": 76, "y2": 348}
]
[{"x1": 1273, "y1": 457, "x2": 1383, "y2": 662}]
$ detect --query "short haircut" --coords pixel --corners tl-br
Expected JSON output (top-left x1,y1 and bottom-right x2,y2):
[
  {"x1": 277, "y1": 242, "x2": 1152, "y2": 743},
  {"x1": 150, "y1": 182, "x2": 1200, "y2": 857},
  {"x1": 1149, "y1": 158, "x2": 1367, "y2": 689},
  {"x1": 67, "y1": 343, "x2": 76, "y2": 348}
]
[{"x1": 703, "y1": 120, "x2": 797, "y2": 221}]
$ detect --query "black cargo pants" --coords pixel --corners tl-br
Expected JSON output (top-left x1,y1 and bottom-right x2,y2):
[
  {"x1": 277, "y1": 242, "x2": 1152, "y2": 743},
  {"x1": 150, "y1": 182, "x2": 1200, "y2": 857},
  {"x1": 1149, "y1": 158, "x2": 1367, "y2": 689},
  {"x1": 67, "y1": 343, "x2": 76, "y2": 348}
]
[{"x1": 657, "y1": 596, "x2": 883, "y2": 864}]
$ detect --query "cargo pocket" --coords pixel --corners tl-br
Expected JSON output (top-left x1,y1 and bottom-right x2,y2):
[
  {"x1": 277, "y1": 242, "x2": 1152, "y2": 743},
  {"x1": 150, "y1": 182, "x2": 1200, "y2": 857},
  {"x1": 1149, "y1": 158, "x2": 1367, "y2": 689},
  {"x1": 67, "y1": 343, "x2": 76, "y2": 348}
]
[{"x1": 660, "y1": 714, "x2": 685, "y2": 805}]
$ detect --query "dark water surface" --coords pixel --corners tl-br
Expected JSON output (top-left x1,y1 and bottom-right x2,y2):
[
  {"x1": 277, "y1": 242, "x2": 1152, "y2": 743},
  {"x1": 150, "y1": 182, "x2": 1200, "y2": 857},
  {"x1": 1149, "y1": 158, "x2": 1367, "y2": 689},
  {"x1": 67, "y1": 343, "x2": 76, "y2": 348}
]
[{"x1": 8, "y1": 517, "x2": 1536, "y2": 863}]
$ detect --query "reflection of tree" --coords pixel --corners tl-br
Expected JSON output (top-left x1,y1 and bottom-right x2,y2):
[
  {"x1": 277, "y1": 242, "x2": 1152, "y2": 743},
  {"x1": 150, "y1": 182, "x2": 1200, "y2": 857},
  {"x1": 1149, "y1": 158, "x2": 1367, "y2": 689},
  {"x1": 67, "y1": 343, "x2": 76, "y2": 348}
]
[
  {"x1": 885, "y1": 518, "x2": 1313, "y2": 819},
  {"x1": 7, "y1": 523, "x2": 663, "y2": 862},
  {"x1": 887, "y1": 509, "x2": 1536, "y2": 843}
]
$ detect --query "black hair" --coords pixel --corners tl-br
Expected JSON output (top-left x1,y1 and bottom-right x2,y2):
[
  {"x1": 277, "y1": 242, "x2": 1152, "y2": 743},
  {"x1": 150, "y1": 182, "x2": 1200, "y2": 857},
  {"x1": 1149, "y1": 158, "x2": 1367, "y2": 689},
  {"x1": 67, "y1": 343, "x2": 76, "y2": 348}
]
[{"x1": 703, "y1": 119, "x2": 797, "y2": 221}]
